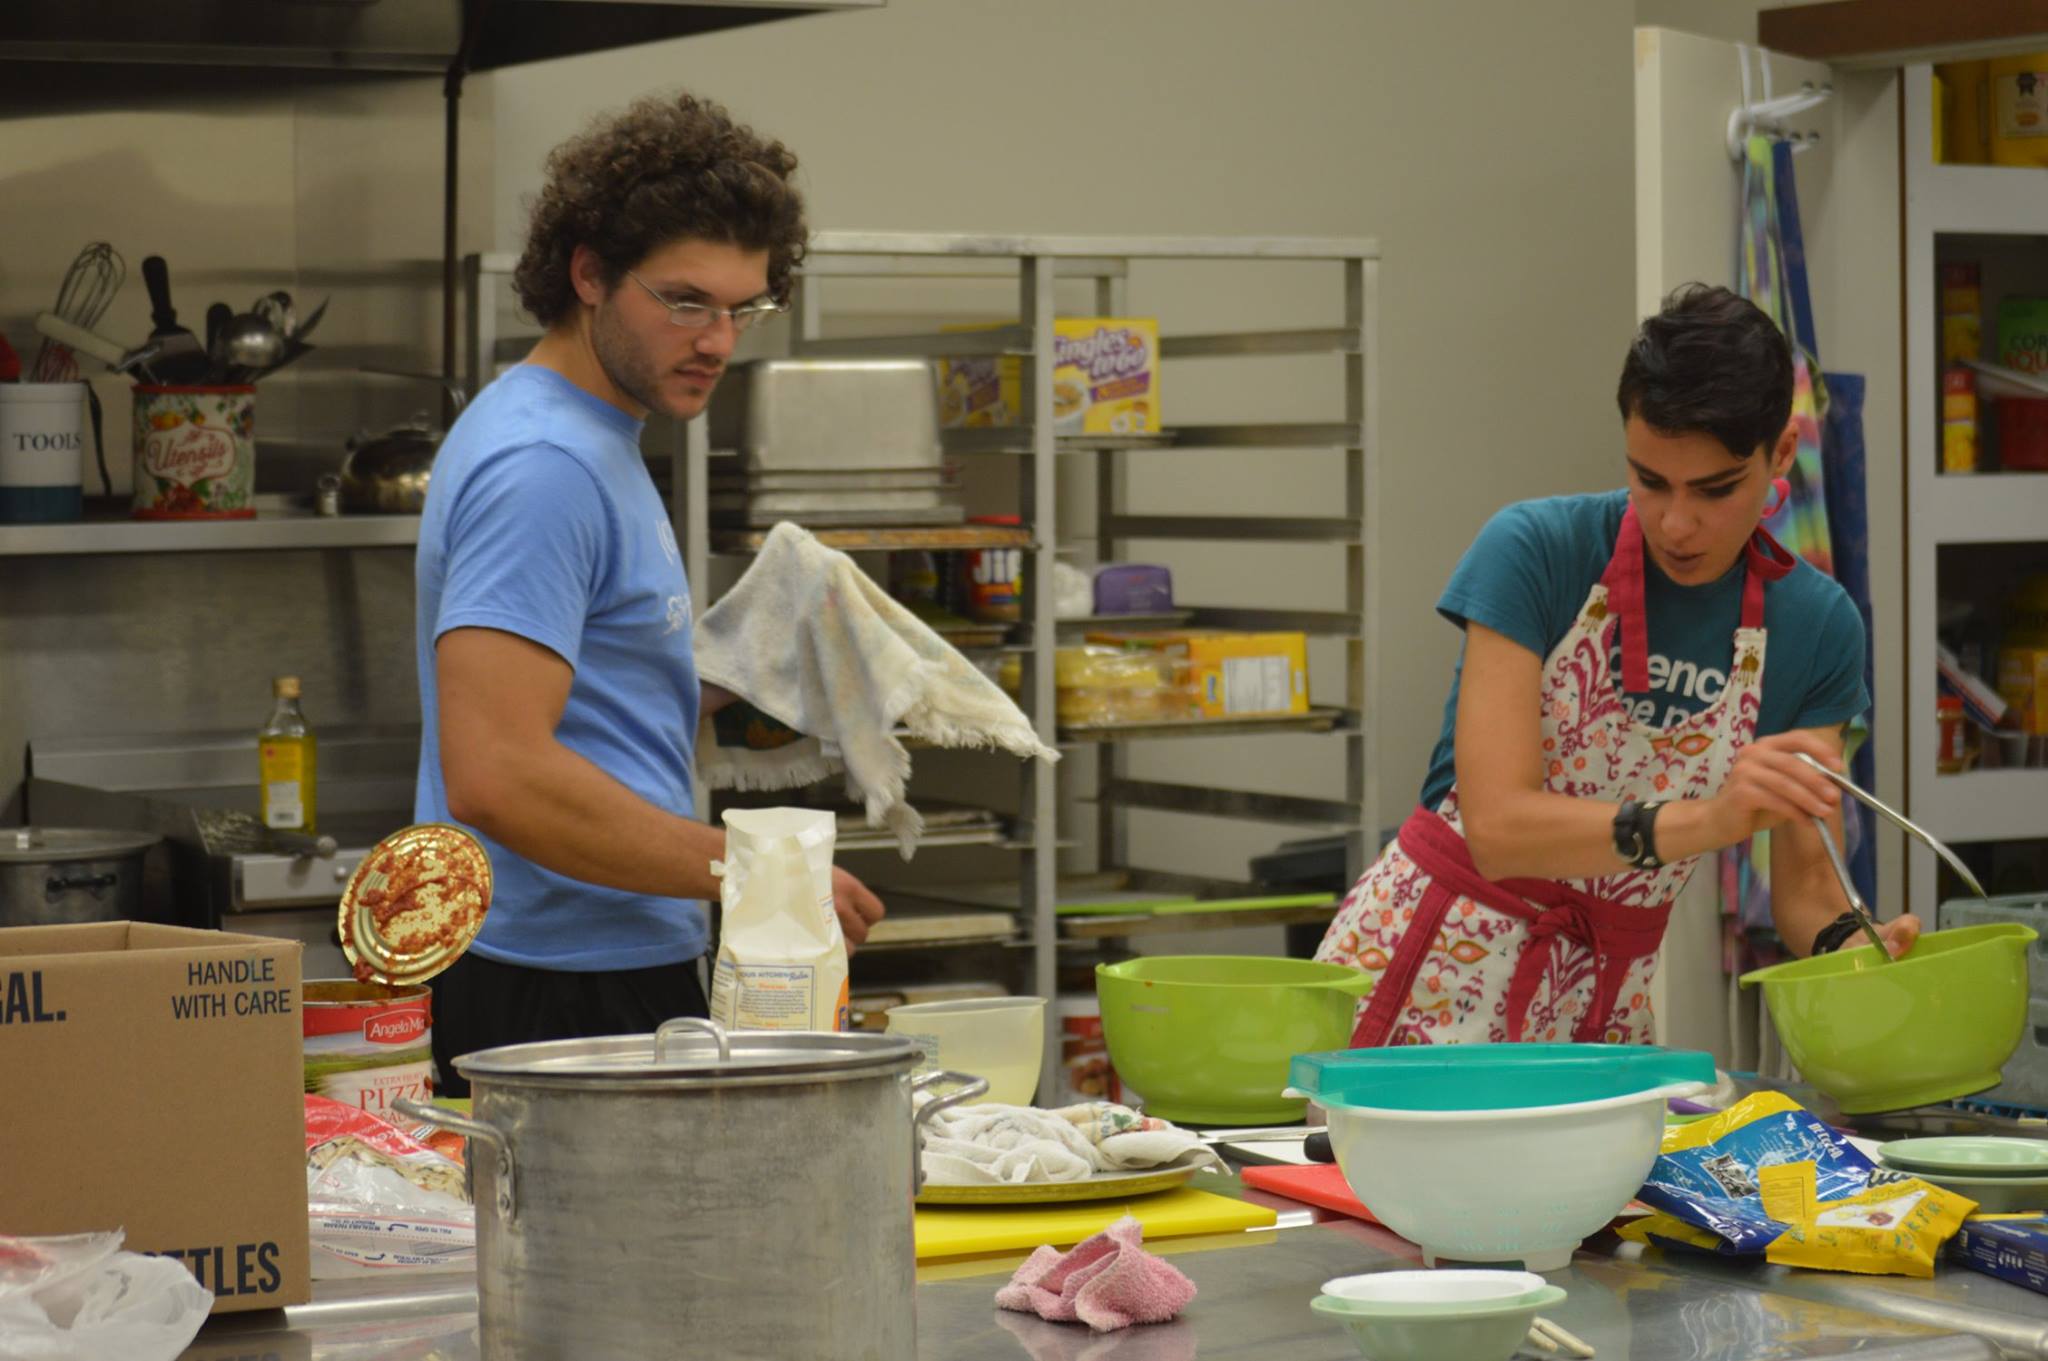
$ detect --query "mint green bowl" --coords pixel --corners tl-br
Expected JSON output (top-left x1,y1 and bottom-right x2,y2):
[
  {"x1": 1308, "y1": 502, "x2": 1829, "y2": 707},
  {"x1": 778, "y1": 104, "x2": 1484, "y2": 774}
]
[
  {"x1": 1740, "y1": 923, "x2": 2036, "y2": 1114},
  {"x1": 1311, "y1": 1286, "x2": 1567, "y2": 1361},
  {"x1": 1097, "y1": 956, "x2": 1370, "y2": 1124}
]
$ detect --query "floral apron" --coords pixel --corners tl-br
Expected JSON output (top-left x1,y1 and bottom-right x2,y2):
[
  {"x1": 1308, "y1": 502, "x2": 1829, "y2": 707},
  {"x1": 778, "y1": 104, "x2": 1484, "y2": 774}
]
[{"x1": 1316, "y1": 498, "x2": 1795, "y2": 1046}]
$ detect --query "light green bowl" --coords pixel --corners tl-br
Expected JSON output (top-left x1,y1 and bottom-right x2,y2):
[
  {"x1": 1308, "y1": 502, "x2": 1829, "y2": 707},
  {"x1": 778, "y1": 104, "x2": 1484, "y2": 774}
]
[
  {"x1": 1740, "y1": 923, "x2": 2036, "y2": 1114},
  {"x1": 1311, "y1": 1287, "x2": 1567, "y2": 1361},
  {"x1": 1096, "y1": 956, "x2": 1370, "y2": 1124}
]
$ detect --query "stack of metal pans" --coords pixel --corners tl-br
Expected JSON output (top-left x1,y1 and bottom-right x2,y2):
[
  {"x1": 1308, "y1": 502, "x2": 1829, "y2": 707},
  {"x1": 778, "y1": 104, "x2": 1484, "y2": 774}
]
[{"x1": 705, "y1": 357, "x2": 964, "y2": 527}]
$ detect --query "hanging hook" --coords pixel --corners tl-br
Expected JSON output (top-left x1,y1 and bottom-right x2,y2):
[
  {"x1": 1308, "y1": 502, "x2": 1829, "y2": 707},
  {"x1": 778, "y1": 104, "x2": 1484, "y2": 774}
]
[{"x1": 1727, "y1": 63, "x2": 1835, "y2": 161}]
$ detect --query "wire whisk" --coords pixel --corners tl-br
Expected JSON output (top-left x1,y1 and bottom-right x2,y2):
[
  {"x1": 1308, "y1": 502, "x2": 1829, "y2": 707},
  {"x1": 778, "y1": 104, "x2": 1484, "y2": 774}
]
[{"x1": 31, "y1": 242, "x2": 125, "y2": 383}]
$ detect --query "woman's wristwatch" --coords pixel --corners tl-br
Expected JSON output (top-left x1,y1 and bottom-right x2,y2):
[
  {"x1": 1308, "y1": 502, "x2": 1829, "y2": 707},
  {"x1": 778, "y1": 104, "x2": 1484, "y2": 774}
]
[
  {"x1": 1810, "y1": 912, "x2": 1866, "y2": 955},
  {"x1": 1612, "y1": 799, "x2": 1667, "y2": 869}
]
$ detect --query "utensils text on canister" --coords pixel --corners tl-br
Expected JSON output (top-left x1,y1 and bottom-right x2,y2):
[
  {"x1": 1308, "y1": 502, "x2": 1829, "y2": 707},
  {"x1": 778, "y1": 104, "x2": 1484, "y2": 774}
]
[{"x1": 132, "y1": 385, "x2": 256, "y2": 519}]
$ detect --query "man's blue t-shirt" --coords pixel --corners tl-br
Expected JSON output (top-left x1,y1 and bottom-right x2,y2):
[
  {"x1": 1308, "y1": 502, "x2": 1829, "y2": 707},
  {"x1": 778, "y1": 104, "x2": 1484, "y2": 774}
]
[
  {"x1": 414, "y1": 365, "x2": 704, "y2": 971},
  {"x1": 1418, "y1": 489, "x2": 1868, "y2": 809}
]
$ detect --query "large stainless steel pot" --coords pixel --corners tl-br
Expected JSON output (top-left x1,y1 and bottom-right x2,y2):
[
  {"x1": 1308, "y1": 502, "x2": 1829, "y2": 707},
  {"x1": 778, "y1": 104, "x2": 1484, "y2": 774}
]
[
  {"x1": 396, "y1": 1019, "x2": 984, "y2": 1361},
  {"x1": 0, "y1": 827, "x2": 159, "y2": 926}
]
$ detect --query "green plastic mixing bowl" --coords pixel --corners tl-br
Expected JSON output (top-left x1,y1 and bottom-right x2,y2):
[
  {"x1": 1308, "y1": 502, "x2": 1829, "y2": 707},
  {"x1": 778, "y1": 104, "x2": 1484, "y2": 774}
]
[
  {"x1": 1096, "y1": 955, "x2": 1371, "y2": 1124},
  {"x1": 1740, "y1": 922, "x2": 2037, "y2": 1114}
]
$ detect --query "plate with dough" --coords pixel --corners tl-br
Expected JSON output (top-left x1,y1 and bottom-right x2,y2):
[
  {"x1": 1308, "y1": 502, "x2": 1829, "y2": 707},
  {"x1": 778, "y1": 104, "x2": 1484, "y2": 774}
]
[{"x1": 915, "y1": 1149, "x2": 1214, "y2": 1205}]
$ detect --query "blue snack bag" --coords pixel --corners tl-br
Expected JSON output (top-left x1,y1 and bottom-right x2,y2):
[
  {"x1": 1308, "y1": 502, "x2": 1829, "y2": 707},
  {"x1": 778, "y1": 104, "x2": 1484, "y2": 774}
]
[{"x1": 1636, "y1": 1092, "x2": 1880, "y2": 1254}]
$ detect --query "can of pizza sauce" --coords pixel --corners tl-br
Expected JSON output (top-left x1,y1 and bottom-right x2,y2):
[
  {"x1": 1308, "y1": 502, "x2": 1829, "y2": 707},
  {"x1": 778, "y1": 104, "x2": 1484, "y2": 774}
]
[{"x1": 303, "y1": 980, "x2": 435, "y2": 1116}]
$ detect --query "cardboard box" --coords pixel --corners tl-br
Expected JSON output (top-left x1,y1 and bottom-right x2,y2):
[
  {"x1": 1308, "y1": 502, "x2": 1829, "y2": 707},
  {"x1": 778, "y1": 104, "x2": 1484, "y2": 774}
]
[
  {"x1": 1952, "y1": 1215, "x2": 2048, "y2": 1294},
  {"x1": 1087, "y1": 629, "x2": 1310, "y2": 718},
  {"x1": 0, "y1": 922, "x2": 309, "y2": 1314},
  {"x1": 939, "y1": 318, "x2": 1163, "y2": 434}
]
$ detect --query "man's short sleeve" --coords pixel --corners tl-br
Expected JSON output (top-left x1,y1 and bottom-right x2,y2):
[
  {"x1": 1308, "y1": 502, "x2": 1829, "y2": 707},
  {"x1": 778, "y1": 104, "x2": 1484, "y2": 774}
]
[
  {"x1": 1436, "y1": 502, "x2": 1572, "y2": 659},
  {"x1": 434, "y1": 444, "x2": 612, "y2": 669},
  {"x1": 1787, "y1": 593, "x2": 1871, "y2": 732}
]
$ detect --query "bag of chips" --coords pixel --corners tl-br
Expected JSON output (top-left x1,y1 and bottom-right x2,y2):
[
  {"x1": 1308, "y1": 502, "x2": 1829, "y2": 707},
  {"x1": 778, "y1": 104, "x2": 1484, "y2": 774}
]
[{"x1": 1628, "y1": 1092, "x2": 1975, "y2": 1277}]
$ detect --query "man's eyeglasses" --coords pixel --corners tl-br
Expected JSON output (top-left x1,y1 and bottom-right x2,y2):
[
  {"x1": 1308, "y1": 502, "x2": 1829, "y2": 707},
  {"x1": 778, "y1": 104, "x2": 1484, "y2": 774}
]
[{"x1": 624, "y1": 270, "x2": 785, "y2": 333}]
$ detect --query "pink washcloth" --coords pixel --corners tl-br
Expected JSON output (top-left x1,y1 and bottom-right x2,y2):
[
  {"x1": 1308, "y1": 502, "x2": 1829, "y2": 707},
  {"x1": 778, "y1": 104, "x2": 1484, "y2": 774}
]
[{"x1": 994, "y1": 1215, "x2": 1197, "y2": 1332}]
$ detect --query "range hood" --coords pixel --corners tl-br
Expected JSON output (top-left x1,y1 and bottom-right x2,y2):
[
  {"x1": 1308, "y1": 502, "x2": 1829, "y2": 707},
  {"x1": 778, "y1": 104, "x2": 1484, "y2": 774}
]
[{"x1": 0, "y1": 0, "x2": 881, "y2": 74}]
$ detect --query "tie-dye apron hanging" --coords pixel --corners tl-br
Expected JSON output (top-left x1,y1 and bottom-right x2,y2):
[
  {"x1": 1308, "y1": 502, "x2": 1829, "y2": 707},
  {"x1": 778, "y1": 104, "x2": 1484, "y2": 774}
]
[{"x1": 1723, "y1": 134, "x2": 1875, "y2": 972}]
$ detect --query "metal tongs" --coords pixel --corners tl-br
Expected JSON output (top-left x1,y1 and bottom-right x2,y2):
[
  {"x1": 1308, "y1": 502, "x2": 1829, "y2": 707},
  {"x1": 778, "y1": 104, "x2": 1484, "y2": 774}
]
[{"x1": 1796, "y1": 753, "x2": 1987, "y2": 960}]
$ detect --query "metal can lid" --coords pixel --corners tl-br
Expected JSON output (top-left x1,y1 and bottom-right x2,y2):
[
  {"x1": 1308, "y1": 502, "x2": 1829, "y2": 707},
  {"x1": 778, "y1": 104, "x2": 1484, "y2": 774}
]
[{"x1": 337, "y1": 822, "x2": 492, "y2": 986}]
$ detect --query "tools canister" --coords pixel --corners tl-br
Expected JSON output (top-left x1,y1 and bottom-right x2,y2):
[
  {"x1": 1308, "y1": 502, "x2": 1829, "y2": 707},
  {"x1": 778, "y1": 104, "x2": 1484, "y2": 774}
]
[{"x1": 0, "y1": 382, "x2": 87, "y2": 522}]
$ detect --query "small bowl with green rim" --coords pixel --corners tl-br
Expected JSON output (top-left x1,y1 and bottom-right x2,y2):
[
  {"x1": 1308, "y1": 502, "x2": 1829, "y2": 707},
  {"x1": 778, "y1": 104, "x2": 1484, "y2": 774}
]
[{"x1": 1311, "y1": 1270, "x2": 1568, "y2": 1361}]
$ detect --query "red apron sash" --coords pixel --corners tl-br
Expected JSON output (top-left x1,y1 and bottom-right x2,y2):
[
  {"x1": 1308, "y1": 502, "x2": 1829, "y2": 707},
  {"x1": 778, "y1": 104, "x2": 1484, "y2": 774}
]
[{"x1": 1349, "y1": 806, "x2": 1673, "y2": 1048}]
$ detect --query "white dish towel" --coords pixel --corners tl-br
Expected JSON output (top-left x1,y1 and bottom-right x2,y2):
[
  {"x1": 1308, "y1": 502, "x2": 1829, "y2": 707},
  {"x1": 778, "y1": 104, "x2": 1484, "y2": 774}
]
[
  {"x1": 695, "y1": 521, "x2": 1058, "y2": 855},
  {"x1": 917, "y1": 1100, "x2": 1218, "y2": 1187}
]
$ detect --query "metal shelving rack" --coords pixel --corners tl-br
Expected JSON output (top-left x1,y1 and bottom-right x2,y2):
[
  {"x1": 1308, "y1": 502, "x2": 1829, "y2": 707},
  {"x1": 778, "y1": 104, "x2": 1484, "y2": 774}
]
[
  {"x1": 1902, "y1": 67, "x2": 2048, "y2": 908},
  {"x1": 780, "y1": 233, "x2": 1378, "y2": 1094}
]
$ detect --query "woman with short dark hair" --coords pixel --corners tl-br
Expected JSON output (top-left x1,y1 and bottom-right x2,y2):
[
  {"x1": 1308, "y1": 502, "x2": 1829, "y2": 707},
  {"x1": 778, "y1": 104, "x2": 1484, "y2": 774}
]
[{"x1": 1316, "y1": 284, "x2": 1916, "y2": 1048}]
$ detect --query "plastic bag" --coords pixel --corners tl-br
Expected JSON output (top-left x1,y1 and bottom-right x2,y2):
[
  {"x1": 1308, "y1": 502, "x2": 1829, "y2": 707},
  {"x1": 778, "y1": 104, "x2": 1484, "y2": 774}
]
[
  {"x1": 709, "y1": 806, "x2": 848, "y2": 1031},
  {"x1": 304, "y1": 1096, "x2": 474, "y2": 1278},
  {"x1": 0, "y1": 1230, "x2": 212, "y2": 1361},
  {"x1": 1629, "y1": 1092, "x2": 1975, "y2": 1276}
]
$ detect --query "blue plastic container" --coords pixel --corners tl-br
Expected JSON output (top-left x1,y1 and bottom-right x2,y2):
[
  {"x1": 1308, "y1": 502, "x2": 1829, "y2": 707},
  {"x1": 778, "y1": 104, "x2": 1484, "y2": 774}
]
[{"x1": 1289, "y1": 1042, "x2": 1716, "y2": 1112}]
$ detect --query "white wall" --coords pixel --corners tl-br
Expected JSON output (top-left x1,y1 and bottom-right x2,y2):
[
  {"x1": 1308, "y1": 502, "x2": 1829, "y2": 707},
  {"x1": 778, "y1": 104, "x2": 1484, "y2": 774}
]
[
  {"x1": 488, "y1": 0, "x2": 1638, "y2": 896},
  {"x1": 1634, "y1": 0, "x2": 1807, "y2": 46}
]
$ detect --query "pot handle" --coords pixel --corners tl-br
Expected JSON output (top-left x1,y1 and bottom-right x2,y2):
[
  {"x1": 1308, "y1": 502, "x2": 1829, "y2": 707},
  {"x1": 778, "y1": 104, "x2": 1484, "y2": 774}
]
[
  {"x1": 46, "y1": 873, "x2": 117, "y2": 896},
  {"x1": 909, "y1": 1070, "x2": 990, "y2": 1193},
  {"x1": 393, "y1": 1096, "x2": 517, "y2": 1223},
  {"x1": 653, "y1": 1016, "x2": 732, "y2": 1064}
]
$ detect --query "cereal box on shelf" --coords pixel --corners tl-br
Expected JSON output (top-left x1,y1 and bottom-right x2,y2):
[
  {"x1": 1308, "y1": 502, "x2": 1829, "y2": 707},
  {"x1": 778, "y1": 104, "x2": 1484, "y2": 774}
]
[{"x1": 939, "y1": 318, "x2": 1161, "y2": 435}]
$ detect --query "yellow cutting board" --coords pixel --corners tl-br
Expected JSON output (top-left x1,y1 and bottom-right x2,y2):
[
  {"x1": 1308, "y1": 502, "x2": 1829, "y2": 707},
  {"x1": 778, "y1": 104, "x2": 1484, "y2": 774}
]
[{"x1": 914, "y1": 1187, "x2": 1276, "y2": 1262}]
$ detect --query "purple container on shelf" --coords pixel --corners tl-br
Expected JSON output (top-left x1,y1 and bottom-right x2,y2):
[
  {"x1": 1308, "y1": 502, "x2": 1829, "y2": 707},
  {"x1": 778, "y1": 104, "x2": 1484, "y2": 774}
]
[{"x1": 1093, "y1": 563, "x2": 1174, "y2": 615}]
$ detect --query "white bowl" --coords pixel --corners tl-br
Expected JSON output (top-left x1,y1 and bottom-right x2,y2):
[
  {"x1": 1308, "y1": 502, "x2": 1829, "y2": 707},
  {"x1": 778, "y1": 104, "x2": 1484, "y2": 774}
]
[
  {"x1": 885, "y1": 997, "x2": 1046, "y2": 1105},
  {"x1": 1321, "y1": 1081, "x2": 1701, "y2": 1272},
  {"x1": 1311, "y1": 1283, "x2": 1567, "y2": 1361}
]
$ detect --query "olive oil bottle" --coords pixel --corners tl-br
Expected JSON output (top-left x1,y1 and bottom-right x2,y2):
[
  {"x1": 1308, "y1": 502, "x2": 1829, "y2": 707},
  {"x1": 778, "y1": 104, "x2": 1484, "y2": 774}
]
[{"x1": 258, "y1": 675, "x2": 317, "y2": 833}]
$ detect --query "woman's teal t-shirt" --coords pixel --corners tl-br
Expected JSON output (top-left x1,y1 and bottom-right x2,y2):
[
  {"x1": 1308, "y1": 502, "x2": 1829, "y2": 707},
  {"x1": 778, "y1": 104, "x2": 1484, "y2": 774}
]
[{"x1": 1418, "y1": 489, "x2": 1868, "y2": 808}]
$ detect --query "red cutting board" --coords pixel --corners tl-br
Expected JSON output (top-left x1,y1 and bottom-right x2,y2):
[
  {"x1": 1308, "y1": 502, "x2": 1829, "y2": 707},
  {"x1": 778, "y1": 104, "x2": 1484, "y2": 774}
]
[{"x1": 1240, "y1": 1163, "x2": 1385, "y2": 1226}]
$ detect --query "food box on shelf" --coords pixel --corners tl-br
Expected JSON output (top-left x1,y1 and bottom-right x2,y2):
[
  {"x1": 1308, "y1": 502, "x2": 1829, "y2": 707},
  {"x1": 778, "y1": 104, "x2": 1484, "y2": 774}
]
[
  {"x1": 1086, "y1": 629, "x2": 1310, "y2": 718},
  {"x1": 938, "y1": 318, "x2": 1162, "y2": 435}
]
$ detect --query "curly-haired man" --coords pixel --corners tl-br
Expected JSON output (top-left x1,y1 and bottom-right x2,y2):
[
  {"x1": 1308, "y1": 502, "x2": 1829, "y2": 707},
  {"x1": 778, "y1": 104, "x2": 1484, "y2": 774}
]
[{"x1": 413, "y1": 93, "x2": 885, "y2": 1092}]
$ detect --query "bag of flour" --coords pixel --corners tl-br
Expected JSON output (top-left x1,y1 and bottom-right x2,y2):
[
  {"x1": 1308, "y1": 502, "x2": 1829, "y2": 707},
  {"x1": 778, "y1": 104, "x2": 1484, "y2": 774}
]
[{"x1": 709, "y1": 807, "x2": 849, "y2": 1032}]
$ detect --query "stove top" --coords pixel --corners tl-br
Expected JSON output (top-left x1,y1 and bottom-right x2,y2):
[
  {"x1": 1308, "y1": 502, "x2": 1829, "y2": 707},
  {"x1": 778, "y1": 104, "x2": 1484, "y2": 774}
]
[{"x1": 24, "y1": 727, "x2": 421, "y2": 920}]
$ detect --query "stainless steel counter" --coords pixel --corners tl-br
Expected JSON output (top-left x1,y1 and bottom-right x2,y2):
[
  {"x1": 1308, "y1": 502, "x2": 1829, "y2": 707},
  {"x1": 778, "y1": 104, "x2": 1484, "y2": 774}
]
[{"x1": 178, "y1": 1170, "x2": 2046, "y2": 1361}]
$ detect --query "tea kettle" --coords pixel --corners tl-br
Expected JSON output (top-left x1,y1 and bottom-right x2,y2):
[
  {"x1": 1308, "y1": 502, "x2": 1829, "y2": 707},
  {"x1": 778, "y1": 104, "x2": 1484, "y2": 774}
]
[
  {"x1": 337, "y1": 370, "x2": 467, "y2": 515},
  {"x1": 340, "y1": 412, "x2": 442, "y2": 514}
]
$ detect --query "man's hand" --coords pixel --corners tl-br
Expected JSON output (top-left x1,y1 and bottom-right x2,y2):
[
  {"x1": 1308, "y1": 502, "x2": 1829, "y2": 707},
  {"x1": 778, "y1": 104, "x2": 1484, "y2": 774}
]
[{"x1": 833, "y1": 865, "x2": 885, "y2": 952}]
